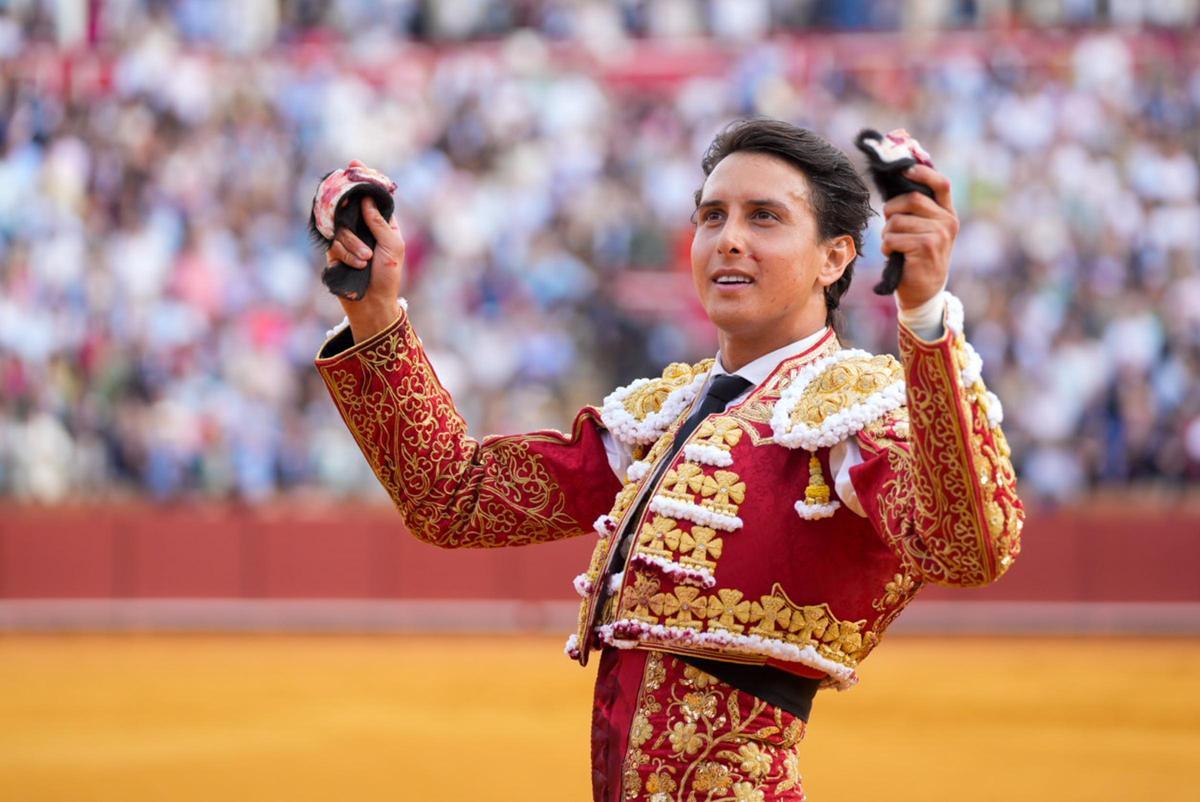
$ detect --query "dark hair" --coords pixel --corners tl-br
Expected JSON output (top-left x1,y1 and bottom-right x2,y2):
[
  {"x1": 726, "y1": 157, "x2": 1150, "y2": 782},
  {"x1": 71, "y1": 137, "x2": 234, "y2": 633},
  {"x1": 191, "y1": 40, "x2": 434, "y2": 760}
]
[{"x1": 695, "y1": 118, "x2": 874, "y2": 331}]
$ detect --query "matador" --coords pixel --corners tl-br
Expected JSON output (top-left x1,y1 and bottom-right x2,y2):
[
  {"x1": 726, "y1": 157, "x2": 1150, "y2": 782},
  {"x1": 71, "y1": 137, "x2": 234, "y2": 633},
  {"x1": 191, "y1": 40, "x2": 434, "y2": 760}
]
[{"x1": 313, "y1": 119, "x2": 1023, "y2": 801}]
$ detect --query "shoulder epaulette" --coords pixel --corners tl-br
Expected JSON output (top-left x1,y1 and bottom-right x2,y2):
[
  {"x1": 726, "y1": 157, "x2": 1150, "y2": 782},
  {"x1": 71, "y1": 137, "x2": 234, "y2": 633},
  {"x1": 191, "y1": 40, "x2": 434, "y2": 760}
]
[
  {"x1": 770, "y1": 349, "x2": 906, "y2": 451},
  {"x1": 601, "y1": 359, "x2": 714, "y2": 446}
]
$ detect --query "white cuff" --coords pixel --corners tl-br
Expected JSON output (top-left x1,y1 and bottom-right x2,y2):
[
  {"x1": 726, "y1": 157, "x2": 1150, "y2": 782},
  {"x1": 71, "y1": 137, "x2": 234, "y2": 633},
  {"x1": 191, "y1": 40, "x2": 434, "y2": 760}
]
[
  {"x1": 325, "y1": 297, "x2": 409, "y2": 340},
  {"x1": 896, "y1": 291, "x2": 946, "y2": 342}
]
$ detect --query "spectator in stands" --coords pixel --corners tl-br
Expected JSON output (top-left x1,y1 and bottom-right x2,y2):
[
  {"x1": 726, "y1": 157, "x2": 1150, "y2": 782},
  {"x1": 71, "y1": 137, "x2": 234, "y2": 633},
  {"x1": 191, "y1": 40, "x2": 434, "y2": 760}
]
[{"x1": 0, "y1": 4, "x2": 1196, "y2": 504}]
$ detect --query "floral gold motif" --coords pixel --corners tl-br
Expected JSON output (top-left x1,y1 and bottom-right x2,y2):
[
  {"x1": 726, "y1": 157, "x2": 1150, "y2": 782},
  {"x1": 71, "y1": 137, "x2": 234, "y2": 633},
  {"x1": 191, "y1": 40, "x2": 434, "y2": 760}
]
[
  {"x1": 698, "y1": 470, "x2": 745, "y2": 518},
  {"x1": 320, "y1": 315, "x2": 588, "y2": 548},
  {"x1": 621, "y1": 652, "x2": 806, "y2": 801},
  {"x1": 624, "y1": 362, "x2": 711, "y2": 420},
  {"x1": 639, "y1": 516, "x2": 683, "y2": 558},
  {"x1": 678, "y1": 527, "x2": 722, "y2": 571},
  {"x1": 693, "y1": 418, "x2": 744, "y2": 452},
  {"x1": 788, "y1": 353, "x2": 903, "y2": 431}
]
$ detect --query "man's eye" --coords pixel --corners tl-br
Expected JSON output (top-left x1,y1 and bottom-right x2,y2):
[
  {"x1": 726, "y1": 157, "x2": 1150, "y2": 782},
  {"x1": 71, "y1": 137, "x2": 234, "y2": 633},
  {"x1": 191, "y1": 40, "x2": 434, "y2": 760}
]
[
  {"x1": 752, "y1": 209, "x2": 778, "y2": 221},
  {"x1": 699, "y1": 209, "x2": 724, "y2": 223}
]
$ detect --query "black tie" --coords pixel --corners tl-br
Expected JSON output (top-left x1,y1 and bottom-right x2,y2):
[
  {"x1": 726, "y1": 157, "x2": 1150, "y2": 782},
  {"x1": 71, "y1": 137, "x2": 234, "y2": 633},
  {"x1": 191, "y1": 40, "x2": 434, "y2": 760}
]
[
  {"x1": 684, "y1": 373, "x2": 755, "y2": 436},
  {"x1": 613, "y1": 373, "x2": 752, "y2": 560}
]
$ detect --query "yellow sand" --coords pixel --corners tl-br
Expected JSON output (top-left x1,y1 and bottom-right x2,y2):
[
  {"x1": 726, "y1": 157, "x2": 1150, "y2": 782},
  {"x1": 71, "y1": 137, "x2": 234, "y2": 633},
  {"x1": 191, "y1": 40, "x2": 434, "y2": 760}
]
[{"x1": 1, "y1": 634, "x2": 1197, "y2": 801}]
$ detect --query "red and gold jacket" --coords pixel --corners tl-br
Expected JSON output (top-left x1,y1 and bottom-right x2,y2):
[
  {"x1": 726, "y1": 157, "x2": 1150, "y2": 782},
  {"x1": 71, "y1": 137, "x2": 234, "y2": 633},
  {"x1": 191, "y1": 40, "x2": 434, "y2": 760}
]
[{"x1": 315, "y1": 293, "x2": 1023, "y2": 690}]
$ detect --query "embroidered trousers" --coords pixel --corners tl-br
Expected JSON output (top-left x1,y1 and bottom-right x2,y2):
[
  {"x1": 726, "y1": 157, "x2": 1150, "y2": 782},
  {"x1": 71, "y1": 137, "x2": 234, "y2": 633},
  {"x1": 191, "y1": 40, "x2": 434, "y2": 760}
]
[{"x1": 592, "y1": 648, "x2": 807, "y2": 802}]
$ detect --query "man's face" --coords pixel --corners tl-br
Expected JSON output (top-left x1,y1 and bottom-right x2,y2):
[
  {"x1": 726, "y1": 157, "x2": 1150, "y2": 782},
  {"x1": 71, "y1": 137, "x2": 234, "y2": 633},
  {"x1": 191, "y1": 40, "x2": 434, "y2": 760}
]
[{"x1": 690, "y1": 151, "x2": 833, "y2": 343}]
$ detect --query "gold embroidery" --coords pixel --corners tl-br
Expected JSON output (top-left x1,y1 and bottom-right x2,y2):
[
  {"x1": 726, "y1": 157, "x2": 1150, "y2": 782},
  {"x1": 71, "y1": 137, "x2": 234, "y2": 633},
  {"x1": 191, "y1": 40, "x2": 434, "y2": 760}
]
[
  {"x1": 662, "y1": 463, "x2": 705, "y2": 501},
  {"x1": 891, "y1": 327, "x2": 1023, "y2": 585},
  {"x1": 706, "y1": 589, "x2": 752, "y2": 634},
  {"x1": 320, "y1": 318, "x2": 586, "y2": 548},
  {"x1": 617, "y1": 582, "x2": 867, "y2": 667},
  {"x1": 692, "y1": 417, "x2": 744, "y2": 453},
  {"x1": 623, "y1": 360, "x2": 714, "y2": 420},
  {"x1": 874, "y1": 573, "x2": 917, "y2": 610},
  {"x1": 789, "y1": 353, "x2": 904, "y2": 430},
  {"x1": 699, "y1": 470, "x2": 745, "y2": 517},
  {"x1": 678, "y1": 526, "x2": 722, "y2": 571},
  {"x1": 621, "y1": 573, "x2": 663, "y2": 624},
  {"x1": 650, "y1": 587, "x2": 708, "y2": 629},
  {"x1": 621, "y1": 652, "x2": 806, "y2": 801},
  {"x1": 638, "y1": 516, "x2": 683, "y2": 558}
]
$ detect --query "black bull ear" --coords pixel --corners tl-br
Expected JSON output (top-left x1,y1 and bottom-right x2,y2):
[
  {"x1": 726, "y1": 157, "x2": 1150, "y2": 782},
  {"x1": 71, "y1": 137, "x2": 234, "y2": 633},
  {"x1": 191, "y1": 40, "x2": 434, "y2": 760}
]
[
  {"x1": 309, "y1": 171, "x2": 397, "y2": 302},
  {"x1": 854, "y1": 129, "x2": 936, "y2": 296}
]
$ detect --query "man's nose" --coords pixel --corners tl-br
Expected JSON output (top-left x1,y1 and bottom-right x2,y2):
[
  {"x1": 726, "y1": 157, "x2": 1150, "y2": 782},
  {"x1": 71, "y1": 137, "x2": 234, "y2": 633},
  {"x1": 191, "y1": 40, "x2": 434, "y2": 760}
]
[{"x1": 717, "y1": 219, "x2": 746, "y2": 256}]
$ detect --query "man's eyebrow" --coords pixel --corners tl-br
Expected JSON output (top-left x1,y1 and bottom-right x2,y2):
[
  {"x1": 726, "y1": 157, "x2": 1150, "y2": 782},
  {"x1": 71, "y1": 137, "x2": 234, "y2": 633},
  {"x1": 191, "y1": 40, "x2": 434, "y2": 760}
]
[
  {"x1": 696, "y1": 198, "x2": 790, "y2": 210},
  {"x1": 745, "y1": 198, "x2": 789, "y2": 210}
]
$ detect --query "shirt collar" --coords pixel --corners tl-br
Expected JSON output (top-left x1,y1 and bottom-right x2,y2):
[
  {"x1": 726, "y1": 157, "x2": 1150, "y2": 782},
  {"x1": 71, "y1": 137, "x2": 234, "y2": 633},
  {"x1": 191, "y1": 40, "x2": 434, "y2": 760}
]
[{"x1": 711, "y1": 327, "x2": 830, "y2": 387}]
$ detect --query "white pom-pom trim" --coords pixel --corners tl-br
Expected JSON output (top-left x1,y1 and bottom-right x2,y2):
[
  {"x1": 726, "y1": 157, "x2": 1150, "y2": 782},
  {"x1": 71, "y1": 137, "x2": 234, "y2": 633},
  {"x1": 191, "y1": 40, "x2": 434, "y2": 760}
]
[
  {"x1": 607, "y1": 571, "x2": 625, "y2": 594},
  {"x1": 794, "y1": 500, "x2": 841, "y2": 520},
  {"x1": 960, "y1": 340, "x2": 984, "y2": 387},
  {"x1": 630, "y1": 553, "x2": 716, "y2": 588},
  {"x1": 325, "y1": 318, "x2": 350, "y2": 339},
  {"x1": 939, "y1": 292, "x2": 1005, "y2": 431},
  {"x1": 594, "y1": 619, "x2": 858, "y2": 690},
  {"x1": 771, "y1": 349, "x2": 907, "y2": 451},
  {"x1": 944, "y1": 291, "x2": 964, "y2": 336},
  {"x1": 593, "y1": 515, "x2": 617, "y2": 538},
  {"x1": 682, "y1": 443, "x2": 734, "y2": 467},
  {"x1": 984, "y1": 391, "x2": 1004, "y2": 428},
  {"x1": 564, "y1": 633, "x2": 581, "y2": 659},
  {"x1": 572, "y1": 572, "x2": 595, "y2": 598},
  {"x1": 649, "y1": 495, "x2": 742, "y2": 532},
  {"x1": 625, "y1": 461, "x2": 652, "y2": 483},
  {"x1": 601, "y1": 371, "x2": 709, "y2": 447}
]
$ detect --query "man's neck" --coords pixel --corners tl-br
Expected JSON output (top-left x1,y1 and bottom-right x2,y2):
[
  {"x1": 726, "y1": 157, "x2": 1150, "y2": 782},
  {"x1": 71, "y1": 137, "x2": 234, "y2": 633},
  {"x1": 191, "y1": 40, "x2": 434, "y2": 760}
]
[{"x1": 718, "y1": 322, "x2": 829, "y2": 374}]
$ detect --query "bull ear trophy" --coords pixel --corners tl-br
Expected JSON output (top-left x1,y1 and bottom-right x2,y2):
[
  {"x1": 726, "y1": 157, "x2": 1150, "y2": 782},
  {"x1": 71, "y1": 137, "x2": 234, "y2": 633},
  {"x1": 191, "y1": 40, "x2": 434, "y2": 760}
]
[
  {"x1": 308, "y1": 165, "x2": 398, "y2": 301},
  {"x1": 854, "y1": 129, "x2": 936, "y2": 296}
]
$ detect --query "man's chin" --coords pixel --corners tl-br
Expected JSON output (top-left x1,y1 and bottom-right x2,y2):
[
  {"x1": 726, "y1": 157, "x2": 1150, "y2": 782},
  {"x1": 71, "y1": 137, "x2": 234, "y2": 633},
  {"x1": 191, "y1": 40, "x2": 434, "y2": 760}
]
[{"x1": 702, "y1": 304, "x2": 759, "y2": 338}]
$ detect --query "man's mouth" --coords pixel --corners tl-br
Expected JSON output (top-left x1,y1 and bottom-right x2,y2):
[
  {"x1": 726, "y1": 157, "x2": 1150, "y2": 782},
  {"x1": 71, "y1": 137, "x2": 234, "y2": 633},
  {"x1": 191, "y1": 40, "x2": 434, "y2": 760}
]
[{"x1": 712, "y1": 271, "x2": 754, "y2": 287}]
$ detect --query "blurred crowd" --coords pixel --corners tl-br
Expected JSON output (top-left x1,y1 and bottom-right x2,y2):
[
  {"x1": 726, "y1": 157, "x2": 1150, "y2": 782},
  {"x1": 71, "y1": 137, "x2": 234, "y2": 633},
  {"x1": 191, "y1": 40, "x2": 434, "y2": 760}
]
[
  {"x1": 0, "y1": 4, "x2": 1198, "y2": 504},
  {"x1": 13, "y1": 0, "x2": 1200, "y2": 48}
]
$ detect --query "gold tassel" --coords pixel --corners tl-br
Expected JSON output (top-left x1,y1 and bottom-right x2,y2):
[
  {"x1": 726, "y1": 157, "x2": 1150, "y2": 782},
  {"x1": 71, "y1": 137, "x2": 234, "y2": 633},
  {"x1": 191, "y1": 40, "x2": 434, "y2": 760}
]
[{"x1": 804, "y1": 452, "x2": 831, "y2": 506}]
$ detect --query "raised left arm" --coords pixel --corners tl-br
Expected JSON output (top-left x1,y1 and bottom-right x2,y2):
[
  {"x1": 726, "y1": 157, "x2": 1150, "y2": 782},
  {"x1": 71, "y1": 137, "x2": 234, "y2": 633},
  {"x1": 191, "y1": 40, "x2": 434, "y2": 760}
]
[{"x1": 852, "y1": 164, "x2": 1024, "y2": 586}]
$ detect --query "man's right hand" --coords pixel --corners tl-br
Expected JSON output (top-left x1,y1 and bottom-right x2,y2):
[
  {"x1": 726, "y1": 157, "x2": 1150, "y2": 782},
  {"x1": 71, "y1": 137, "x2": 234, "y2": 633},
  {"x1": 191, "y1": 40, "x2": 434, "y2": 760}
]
[{"x1": 326, "y1": 160, "x2": 407, "y2": 342}]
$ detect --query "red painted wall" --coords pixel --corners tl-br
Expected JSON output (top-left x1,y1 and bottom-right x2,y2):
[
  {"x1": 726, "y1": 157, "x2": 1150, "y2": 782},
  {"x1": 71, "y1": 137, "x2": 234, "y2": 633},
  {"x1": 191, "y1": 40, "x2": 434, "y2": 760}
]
[{"x1": 1, "y1": 502, "x2": 1197, "y2": 602}]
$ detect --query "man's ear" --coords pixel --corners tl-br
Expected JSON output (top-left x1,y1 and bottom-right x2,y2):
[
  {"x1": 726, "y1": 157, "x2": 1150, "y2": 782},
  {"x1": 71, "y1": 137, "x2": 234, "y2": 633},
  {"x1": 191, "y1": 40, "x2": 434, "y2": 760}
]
[{"x1": 817, "y1": 234, "x2": 856, "y2": 288}]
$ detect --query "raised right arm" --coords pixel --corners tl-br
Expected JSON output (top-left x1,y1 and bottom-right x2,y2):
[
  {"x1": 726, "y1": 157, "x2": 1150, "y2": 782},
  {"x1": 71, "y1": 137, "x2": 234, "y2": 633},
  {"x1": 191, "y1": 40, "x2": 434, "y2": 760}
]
[
  {"x1": 314, "y1": 166, "x2": 619, "y2": 548},
  {"x1": 315, "y1": 308, "x2": 621, "y2": 548}
]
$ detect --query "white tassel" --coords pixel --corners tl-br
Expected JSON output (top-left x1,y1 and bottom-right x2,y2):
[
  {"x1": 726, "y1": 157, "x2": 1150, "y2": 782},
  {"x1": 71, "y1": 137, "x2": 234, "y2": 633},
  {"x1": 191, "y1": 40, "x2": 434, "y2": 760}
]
[{"x1": 794, "y1": 500, "x2": 841, "y2": 520}]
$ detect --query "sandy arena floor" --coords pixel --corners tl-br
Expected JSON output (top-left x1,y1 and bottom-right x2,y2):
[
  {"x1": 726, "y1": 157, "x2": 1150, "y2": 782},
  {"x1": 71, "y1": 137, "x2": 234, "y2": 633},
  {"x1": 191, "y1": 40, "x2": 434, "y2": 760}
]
[{"x1": 1, "y1": 634, "x2": 1197, "y2": 801}]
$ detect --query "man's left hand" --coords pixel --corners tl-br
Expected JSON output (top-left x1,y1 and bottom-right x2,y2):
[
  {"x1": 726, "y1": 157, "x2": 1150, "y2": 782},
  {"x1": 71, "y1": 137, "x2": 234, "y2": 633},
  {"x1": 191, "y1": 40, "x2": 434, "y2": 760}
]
[{"x1": 881, "y1": 164, "x2": 959, "y2": 310}]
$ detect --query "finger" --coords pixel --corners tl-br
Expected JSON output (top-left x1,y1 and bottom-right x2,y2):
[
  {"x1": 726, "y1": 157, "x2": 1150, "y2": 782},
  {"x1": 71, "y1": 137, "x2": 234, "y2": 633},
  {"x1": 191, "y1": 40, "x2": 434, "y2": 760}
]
[
  {"x1": 362, "y1": 197, "x2": 405, "y2": 252},
  {"x1": 328, "y1": 241, "x2": 366, "y2": 270},
  {"x1": 334, "y1": 228, "x2": 372, "y2": 268},
  {"x1": 348, "y1": 159, "x2": 365, "y2": 168},
  {"x1": 882, "y1": 213, "x2": 940, "y2": 236},
  {"x1": 883, "y1": 191, "x2": 945, "y2": 219},
  {"x1": 902, "y1": 164, "x2": 955, "y2": 214},
  {"x1": 880, "y1": 232, "x2": 930, "y2": 257},
  {"x1": 327, "y1": 241, "x2": 344, "y2": 266}
]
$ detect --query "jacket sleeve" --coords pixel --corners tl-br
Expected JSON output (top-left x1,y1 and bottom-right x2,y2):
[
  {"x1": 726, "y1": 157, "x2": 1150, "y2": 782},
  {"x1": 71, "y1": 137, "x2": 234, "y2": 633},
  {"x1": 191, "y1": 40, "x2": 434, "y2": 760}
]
[
  {"x1": 315, "y1": 309, "x2": 622, "y2": 549},
  {"x1": 849, "y1": 295, "x2": 1024, "y2": 587}
]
